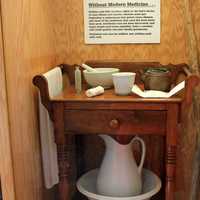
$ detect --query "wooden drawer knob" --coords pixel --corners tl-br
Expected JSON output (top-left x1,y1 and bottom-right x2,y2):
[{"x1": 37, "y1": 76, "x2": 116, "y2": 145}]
[{"x1": 109, "y1": 119, "x2": 120, "y2": 129}]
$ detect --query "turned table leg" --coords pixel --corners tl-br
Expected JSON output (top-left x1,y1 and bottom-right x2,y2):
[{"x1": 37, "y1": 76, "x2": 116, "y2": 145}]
[
  {"x1": 57, "y1": 135, "x2": 72, "y2": 200},
  {"x1": 53, "y1": 103, "x2": 72, "y2": 200},
  {"x1": 166, "y1": 145, "x2": 177, "y2": 200},
  {"x1": 165, "y1": 104, "x2": 179, "y2": 200}
]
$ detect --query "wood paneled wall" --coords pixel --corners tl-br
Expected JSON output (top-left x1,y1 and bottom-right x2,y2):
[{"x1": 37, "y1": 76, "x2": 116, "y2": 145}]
[
  {"x1": 0, "y1": 0, "x2": 62, "y2": 200},
  {"x1": 0, "y1": 0, "x2": 199, "y2": 200},
  {"x1": 176, "y1": 1, "x2": 200, "y2": 199},
  {"x1": 192, "y1": 0, "x2": 200, "y2": 54},
  {"x1": 56, "y1": 0, "x2": 188, "y2": 65},
  {"x1": 0, "y1": 9, "x2": 16, "y2": 200}
]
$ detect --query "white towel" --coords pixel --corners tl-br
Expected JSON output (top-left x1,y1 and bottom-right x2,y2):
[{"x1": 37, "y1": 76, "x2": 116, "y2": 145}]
[{"x1": 39, "y1": 67, "x2": 63, "y2": 188}]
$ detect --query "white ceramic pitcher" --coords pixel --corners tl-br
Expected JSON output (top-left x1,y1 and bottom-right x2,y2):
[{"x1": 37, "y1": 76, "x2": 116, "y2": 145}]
[{"x1": 96, "y1": 135, "x2": 146, "y2": 197}]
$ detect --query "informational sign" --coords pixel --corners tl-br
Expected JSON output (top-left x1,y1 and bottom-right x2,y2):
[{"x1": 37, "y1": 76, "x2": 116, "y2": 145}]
[{"x1": 84, "y1": 0, "x2": 160, "y2": 44}]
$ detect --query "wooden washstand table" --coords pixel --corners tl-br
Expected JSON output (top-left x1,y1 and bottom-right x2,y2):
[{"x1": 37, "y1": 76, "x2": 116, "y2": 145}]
[{"x1": 33, "y1": 61, "x2": 200, "y2": 200}]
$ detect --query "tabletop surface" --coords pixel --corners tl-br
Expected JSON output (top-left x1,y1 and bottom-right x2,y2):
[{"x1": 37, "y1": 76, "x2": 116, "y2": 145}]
[{"x1": 51, "y1": 84, "x2": 183, "y2": 103}]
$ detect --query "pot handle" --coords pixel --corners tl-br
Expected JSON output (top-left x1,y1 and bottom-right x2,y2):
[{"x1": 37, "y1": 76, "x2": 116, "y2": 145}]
[
  {"x1": 139, "y1": 69, "x2": 146, "y2": 82},
  {"x1": 131, "y1": 136, "x2": 146, "y2": 175},
  {"x1": 141, "y1": 74, "x2": 146, "y2": 82}
]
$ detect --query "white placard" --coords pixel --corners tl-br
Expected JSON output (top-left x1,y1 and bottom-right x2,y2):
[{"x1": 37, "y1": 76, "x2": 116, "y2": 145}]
[{"x1": 84, "y1": 0, "x2": 160, "y2": 44}]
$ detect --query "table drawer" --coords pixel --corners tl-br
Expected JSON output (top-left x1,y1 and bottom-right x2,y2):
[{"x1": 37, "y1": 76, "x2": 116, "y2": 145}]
[{"x1": 64, "y1": 110, "x2": 166, "y2": 135}]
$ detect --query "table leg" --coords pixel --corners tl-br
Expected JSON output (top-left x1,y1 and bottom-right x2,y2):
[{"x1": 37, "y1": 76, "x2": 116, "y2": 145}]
[
  {"x1": 57, "y1": 136, "x2": 72, "y2": 200},
  {"x1": 53, "y1": 103, "x2": 72, "y2": 200},
  {"x1": 57, "y1": 143, "x2": 69, "y2": 200},
  {"x1": 165, "y1": 104, "x2": 178, "y2": 200},
  {"x1": 166, "y1": 145, "x2": 176, "y2": 200}
]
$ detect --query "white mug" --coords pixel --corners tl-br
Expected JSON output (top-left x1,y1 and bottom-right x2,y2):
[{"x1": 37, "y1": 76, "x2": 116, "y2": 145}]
[{"x1": 112, "y1": 72, "x2": 136, "y2": 95}]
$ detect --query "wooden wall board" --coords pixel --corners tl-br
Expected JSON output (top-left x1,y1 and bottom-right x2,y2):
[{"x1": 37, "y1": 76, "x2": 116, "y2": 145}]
[
  {"x1": 51, "y1": 0, "x2": 188, "y2": 65},
  {"x1": 191, "y1": 1, "x2": 200, "y2": 198},
  {"x1": 0, "y1": 8, "x2": 16, "y2": 200},
  {"x1": 192, "y1": 0, "x2": 200, "y2": 59},
  {"x1": 175, "y1": 1, "x2": 200, "y2": 199},
  {"x1": 0, "y1": 0, "x2": 63, "y2": 199}
]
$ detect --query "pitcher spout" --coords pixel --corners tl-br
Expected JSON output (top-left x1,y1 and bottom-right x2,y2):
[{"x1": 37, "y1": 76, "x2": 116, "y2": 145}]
[{"x1": 99, "y1": 135, "x2": 116, "y2": 148}]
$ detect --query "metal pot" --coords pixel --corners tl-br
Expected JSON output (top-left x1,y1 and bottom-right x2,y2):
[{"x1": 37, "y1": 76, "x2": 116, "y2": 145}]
[{"x1": 141, "y1": 68, "x2": 171, "y2": 92}]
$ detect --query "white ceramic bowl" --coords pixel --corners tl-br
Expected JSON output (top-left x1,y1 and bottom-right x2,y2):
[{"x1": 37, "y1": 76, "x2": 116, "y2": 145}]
[
  {"x1": 77, "y1": 169, "x2": 161, "y2": 200},
  {"x1": 83, "y1": 68, "x2": 120, "y2": 89}
]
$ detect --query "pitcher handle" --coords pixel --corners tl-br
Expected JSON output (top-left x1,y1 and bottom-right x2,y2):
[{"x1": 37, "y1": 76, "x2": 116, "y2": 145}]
[{"x1": 132, "y1": 136, "x2": 146, "y2": 175}]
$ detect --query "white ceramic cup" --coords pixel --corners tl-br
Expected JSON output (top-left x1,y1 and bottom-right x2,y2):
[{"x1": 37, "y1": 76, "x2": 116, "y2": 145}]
[{"x1": 112, "y1": 72, "x2": 136, "y2": 95}]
